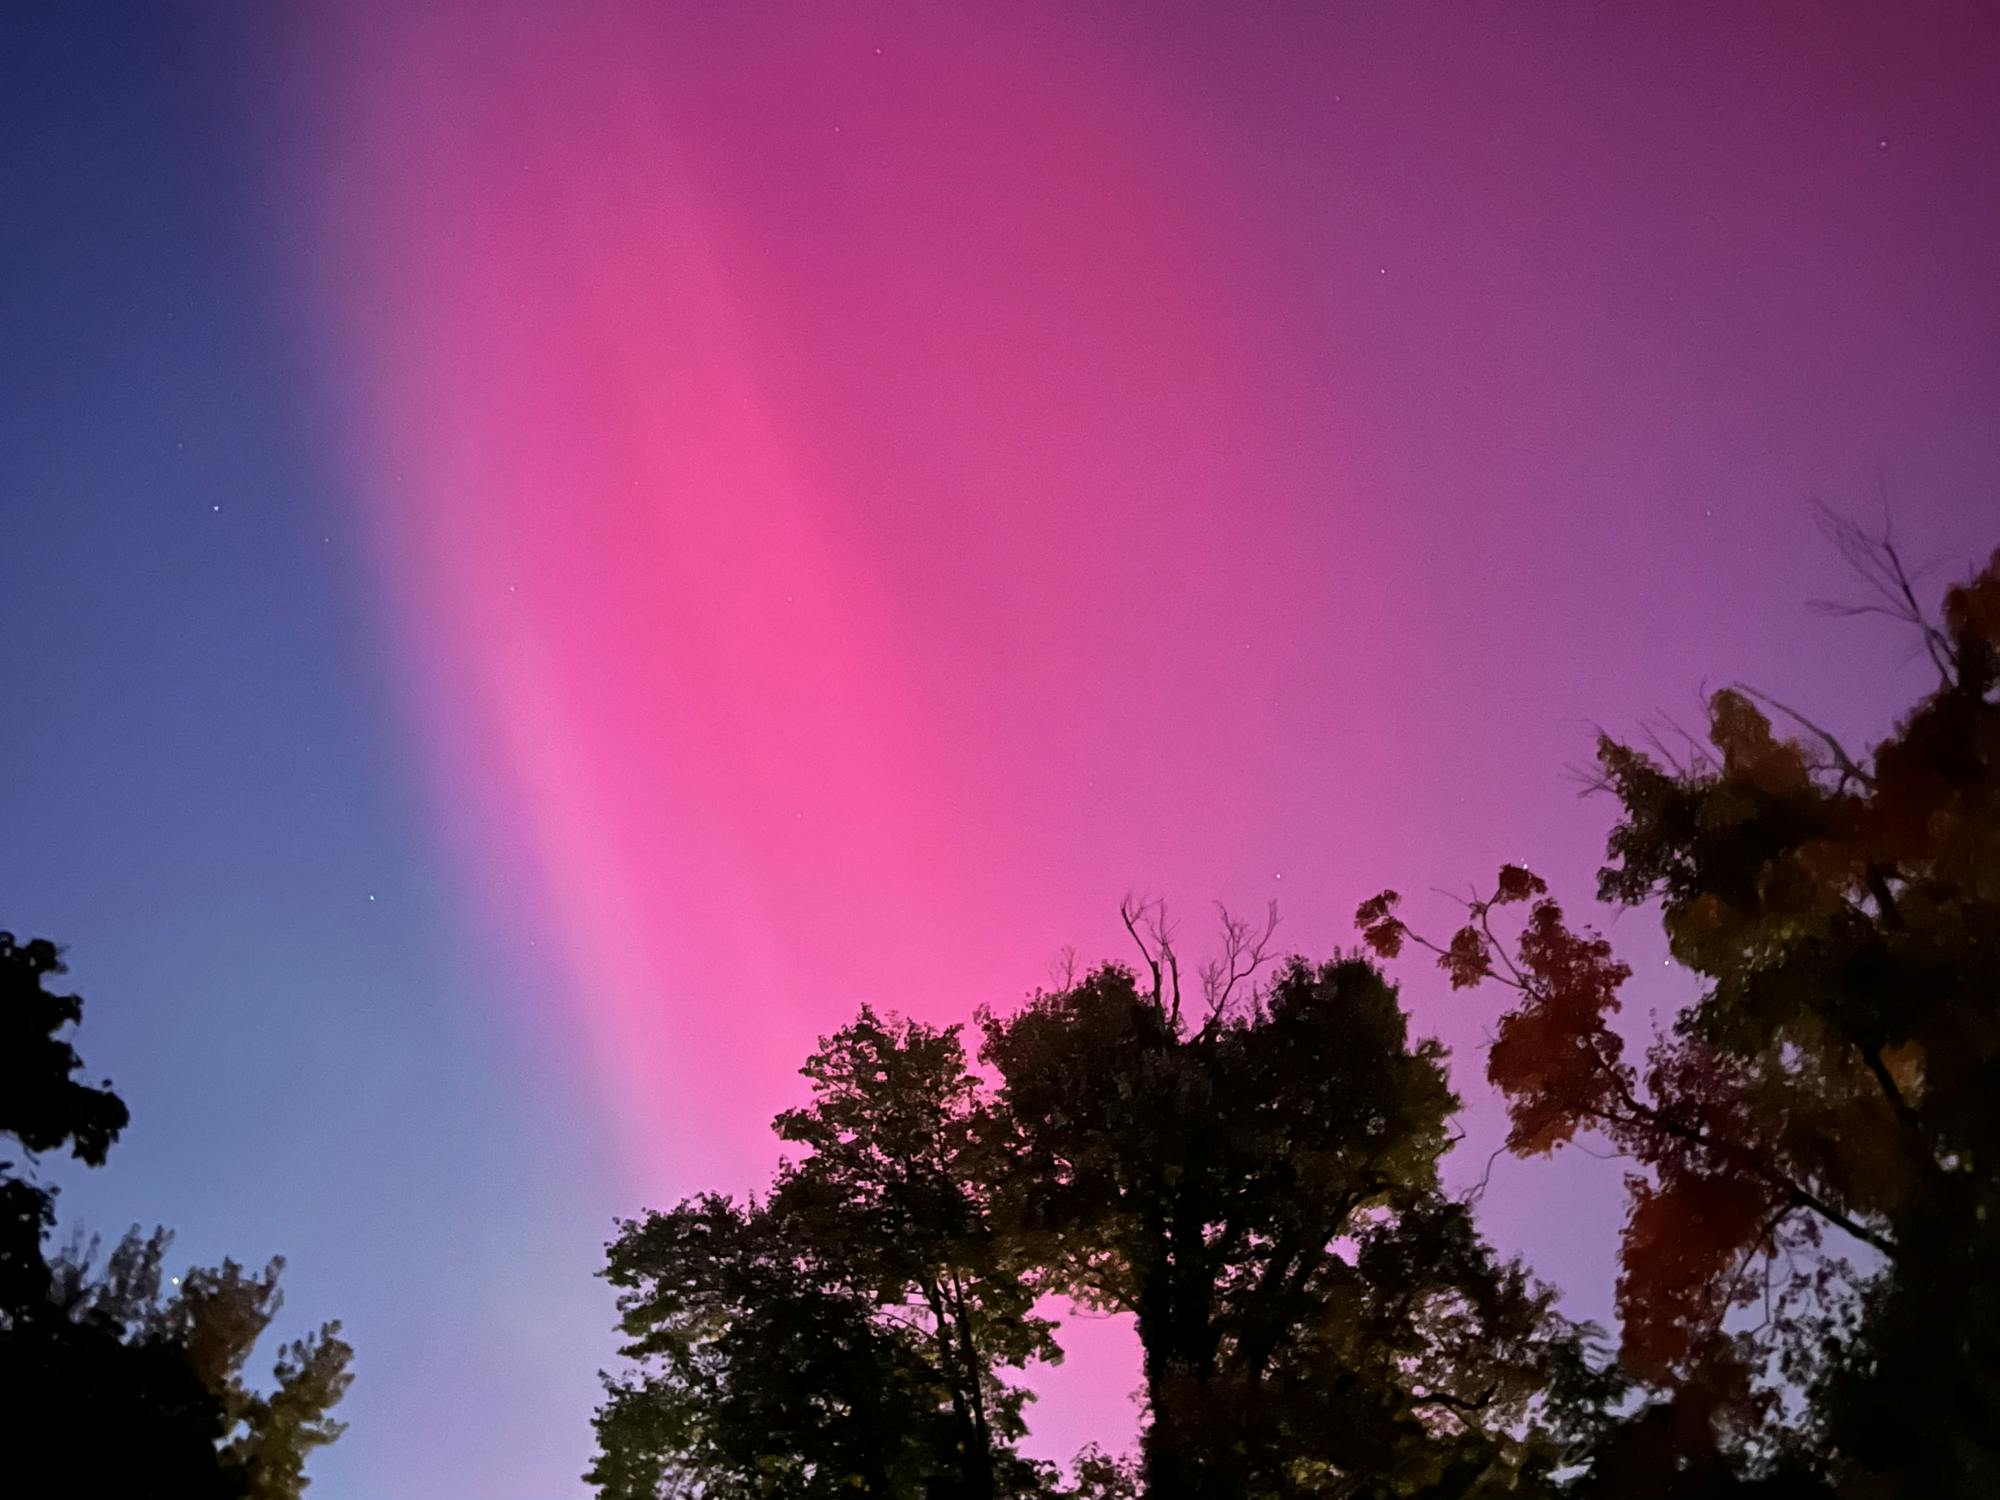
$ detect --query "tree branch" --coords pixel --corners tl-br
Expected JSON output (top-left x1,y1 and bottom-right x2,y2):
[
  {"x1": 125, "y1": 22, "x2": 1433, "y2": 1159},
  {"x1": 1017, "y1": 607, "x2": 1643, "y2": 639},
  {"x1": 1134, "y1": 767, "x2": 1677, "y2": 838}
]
[
  {"x1": 1730, "y1": 683, "x2": 1872, "y2": 788},
  {"x1": 1198, "y1": 900, "x2": 1281, "y2": 1029}
]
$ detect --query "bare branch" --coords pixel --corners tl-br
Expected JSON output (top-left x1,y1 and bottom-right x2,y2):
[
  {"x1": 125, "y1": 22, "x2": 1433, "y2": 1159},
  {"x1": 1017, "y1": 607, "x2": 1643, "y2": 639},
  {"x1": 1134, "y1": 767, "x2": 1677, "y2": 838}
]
[
  {"x1": 1720, "y1": 1204, "x2": 1796, "y2": 1317},
  {"x1": 1409, "y1": 1381, "x2": 1500, "y2": 1428},
  {"x1": 1119, "y1": 895, "x2": 1182, "y2": 1025},
  {"x1": 1463, "y1": 1142, "x2": 1509, "y2": 1205},
  {"x1": 1809, "y1": 501, "x2": 1955, "y2": 686},
  {"x1": 1636, "y1": 709, "x2": 1714, "y2": 776},
  {"x1": 1119, "y1": 894, "x2": 1161, "y2": 1009},
  {"x1": 1729, "y1": 683, "x2": 1873, "y2": 789},
  {"x1": 1047, "y1": 945, "x2": 1081, "y2": 991},
  {"x1": 1198, "y1": 899, "x2": 1281, "y2": 1026},
  {"x1": 1473, "y1": 900, "x2": 1531, "y2": 991}
]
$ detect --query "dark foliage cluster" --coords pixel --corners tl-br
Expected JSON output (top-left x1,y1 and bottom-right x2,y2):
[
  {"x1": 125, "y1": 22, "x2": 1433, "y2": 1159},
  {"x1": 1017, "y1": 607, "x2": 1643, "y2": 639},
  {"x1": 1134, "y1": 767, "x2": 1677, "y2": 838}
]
[
  {"x1": 1359, "y1": 538, "x2": 2000, "y2": 1498},
  {"x1": 594, "y1": 943, "x2": 1608, "y2": 1499},
  {"x1": 0, "y1": 932, "x2": 351, "y2": 1498}
]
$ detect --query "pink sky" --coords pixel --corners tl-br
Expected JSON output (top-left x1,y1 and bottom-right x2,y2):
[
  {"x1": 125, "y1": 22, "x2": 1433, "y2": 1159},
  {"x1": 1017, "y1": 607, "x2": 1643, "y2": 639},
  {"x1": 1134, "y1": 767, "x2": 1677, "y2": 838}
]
[{"x1": 295, "y1": 0, "x2": 2000, "y2": 1483}]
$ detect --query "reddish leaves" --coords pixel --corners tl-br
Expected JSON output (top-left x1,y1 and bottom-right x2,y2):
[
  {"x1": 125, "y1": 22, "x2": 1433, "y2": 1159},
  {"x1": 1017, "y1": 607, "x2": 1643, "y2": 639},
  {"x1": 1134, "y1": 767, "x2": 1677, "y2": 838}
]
[
  {"x1": 1493, "y1": 864, "x2": 1547, "y2": 904},
  {"x1": 1359, "y1": 867, "x2": 1789, "y2": 1415},
  {"x1": 1355, "y1": 890, "x2": 1408, "y2": 960},
  {"x1": 1486, "y1": 895, "x2": 1632, "y2": 1154},
  {"x1": 1439, "y1": 925, "x2": 1493, "y2": 989},
  {"x1": 1617, "y1": 1171, "x2": 1775, "y2": 1384}
]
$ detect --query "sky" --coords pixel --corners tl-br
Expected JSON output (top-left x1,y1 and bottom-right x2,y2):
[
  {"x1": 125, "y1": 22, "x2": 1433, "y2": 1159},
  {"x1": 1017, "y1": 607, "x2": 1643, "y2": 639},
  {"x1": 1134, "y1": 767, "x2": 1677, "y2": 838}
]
[{"x1": 2, "y1": 2, "x2": 1997, "y2": 1496}]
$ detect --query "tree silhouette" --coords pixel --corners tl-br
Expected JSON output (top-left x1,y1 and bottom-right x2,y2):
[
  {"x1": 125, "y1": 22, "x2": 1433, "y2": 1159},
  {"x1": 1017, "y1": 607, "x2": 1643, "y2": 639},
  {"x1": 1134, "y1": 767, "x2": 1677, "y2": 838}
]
[
  {"x1": 594, "y1": 1192, "x2": 981, "y2": 1499},
  {"x1": 774, "y1": 1007, "x2": 1058, "y2": 1498},
  {"x1": 981, "y1": 912, "x2": 1609, "y2": 1500},
  {"x1": 594, "y1": 1009, "x2": 1055, "y2": 1499},
  {"x1": 1361, "y1": 535, "x2": 2000, "y2": 1496},
  {"x1": 593, "y1": 932, "x2": 1610, "y2": 1499},
  {"x1": 0, "y1": 930, "x2": 351, "y2": 1498}
]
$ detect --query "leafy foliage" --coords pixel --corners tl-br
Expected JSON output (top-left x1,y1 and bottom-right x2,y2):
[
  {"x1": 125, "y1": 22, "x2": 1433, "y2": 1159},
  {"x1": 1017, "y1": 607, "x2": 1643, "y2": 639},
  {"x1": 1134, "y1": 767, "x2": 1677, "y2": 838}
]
[
  {"x1": 0, "y1": 929, "x2": 351, "y2": 1498},
  {"x1": 594, "y1": 1010, "x2": 1055, "y2": 1500},
  {"x1": 0, "y1": 934, "x2": 129, "y2": 1169},
  {"x1": 596, "y1": 938, "x2": 1610, "y2": 1500},
  {"x1": 593, "y1": 1192, "x2": 976, "y2": 1500},
  {"x1": 976, "y1": 927, "x2": 1608, "y2": 1500},
  {"x1": 774, "y1": 1007, "x2": 1058, "y2": 1496},
  {"x1": 1360, "y1": 540, "x2": 2000, "y2": 1496}
]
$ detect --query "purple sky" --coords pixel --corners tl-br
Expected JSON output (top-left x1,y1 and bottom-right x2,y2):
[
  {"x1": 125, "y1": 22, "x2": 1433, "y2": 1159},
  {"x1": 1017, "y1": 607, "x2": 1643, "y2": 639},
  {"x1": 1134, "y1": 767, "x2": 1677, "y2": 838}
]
[{"x1": 3, "y1": 3, "x2": 1997, "y2": 1495}]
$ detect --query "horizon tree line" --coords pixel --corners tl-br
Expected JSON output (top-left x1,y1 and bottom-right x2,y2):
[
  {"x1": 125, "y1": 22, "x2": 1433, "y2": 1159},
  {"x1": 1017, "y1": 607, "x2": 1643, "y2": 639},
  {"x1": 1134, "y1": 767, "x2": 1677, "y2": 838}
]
[{"x1": 3, "y1": 521, "x2": 1992, "y2": 1498}]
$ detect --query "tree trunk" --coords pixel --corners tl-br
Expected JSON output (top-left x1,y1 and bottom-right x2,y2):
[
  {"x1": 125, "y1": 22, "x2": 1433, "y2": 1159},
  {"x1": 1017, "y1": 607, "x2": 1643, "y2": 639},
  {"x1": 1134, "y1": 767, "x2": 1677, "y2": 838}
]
[
  {"x1": 1136, "y1": 1252, "x2": 1229, "y2": 1500},
  {"x1": 923, "y1": 1277, "x2": 994, "y2": 1500}
]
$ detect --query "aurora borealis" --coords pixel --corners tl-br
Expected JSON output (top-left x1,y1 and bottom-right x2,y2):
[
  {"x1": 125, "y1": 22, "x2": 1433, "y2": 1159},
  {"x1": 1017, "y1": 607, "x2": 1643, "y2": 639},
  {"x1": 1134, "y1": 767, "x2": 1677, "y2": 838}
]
[{"x1": 4, "y1": 3, "x2": 1998, "y2": 1494}]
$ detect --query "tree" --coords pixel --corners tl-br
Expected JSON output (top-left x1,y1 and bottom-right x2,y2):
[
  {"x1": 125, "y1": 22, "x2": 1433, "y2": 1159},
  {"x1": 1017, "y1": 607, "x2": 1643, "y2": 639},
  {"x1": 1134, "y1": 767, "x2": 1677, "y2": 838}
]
[
  {"x1": 979, "y1": 904, "x2": 1608, "y2": 1500},
  {"x1": 1359, "y1": 535, "x2": 2000, "y2": 1496},
  {"x1": 595, "y1": 920, "x2": 1614, "y2": 1500},
  {"x1": 0, "y1": 931, "x2": 130, "y2": 1314},
  {"x1": 0, "y1": 930, "x2": 352, "y2": 1498},
  {"x1": 593, "y1": 1192, "x2": 974, "y2": 1500},
  {"x1": 593, "y1": 1009, "x2": 1056, "y2": 1499},
  {"x1": 773, "y1": 1007, "x2": 1058, "y2": 1498},
  {"x1": 1059, "y1": 1445, "x2": 1142, "y2": 1500}
]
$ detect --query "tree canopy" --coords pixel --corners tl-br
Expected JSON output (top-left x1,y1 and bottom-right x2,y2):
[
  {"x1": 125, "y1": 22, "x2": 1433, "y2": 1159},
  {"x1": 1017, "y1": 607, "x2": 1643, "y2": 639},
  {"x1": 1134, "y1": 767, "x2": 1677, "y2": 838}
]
[
  {"x1": 594, "y1": 1009, "x2": 1055, "y2": 1500},
  {"x1": 596, "y1": 922, "x2": 1606, "y2": 1500},
  {"x1": 980, "y1": 913, "x2": 1606, "y2": 1500},
  {"x1": 0, "y1": 929, "x2": 352, "y2": 1499},
  {"x1": 1360, "y1": 536, "x2": 2000, "y2": 1497}
]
